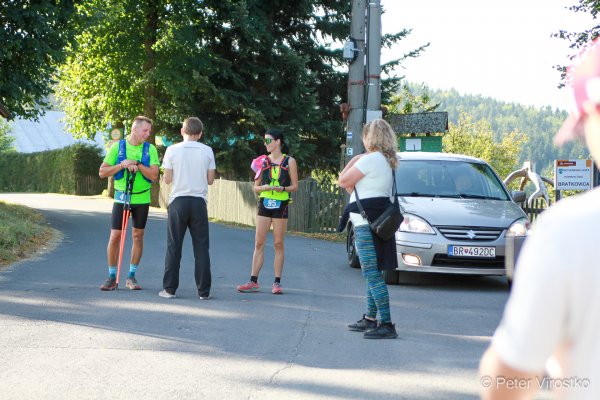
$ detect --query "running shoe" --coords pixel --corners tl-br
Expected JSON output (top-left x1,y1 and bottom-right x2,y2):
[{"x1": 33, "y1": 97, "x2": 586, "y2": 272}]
[
  {"x1": 363, "y1": 322, "x2": 398, "y2": 339},
  {"x1": 271, "y1": 282, "x2": 283, "y2": 294},
  {"x1": 126, "y1": 277, "x2": 142, "y2": 290},
  {"x1": 236, "y1": 281, "x2": 260, "y2": 292},
  {"x1": 100, "y1": 277, "x2": 117, "y2": 291},
  {"x1": 347, "y1": 315, "x2": 378, "y2": 332},
  {"x1": 159, "y1": 289, "x2": 176, "y2": 298}
]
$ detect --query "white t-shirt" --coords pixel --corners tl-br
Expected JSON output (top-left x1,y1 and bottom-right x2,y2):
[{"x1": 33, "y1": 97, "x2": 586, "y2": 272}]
[
  {"x1": 162, "y1": 141, "x2": 216, "y2": 205},
  {"x1": 492, "y1": 188, "x2": 600, "y2": 399},
  {"x1": 349, "y1": 151, "x2": 394, "y2": 203}
]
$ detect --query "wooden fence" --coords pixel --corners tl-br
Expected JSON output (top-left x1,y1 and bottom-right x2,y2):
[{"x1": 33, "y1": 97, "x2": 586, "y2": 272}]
[
  {"x1": 76, "y1": 175, "x2": 106, "y2": 196},
  {"x1": 156, "y1": 177, "x2": 554, "y2": 232},
  {"x1": 518, "y1": 198, "x2": 551, "y2": 222},
  {"x1": 289, "y1": 179, "x2": 345, "y2": 233},
  {"x1": 158, "y1": 177, "x2": 345, "y2": 234}
]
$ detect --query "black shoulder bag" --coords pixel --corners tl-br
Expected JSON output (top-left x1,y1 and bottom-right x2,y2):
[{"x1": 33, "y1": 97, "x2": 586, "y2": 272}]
[{"x1": 354, "y1": 170, "x2": 403, "y2": 241}]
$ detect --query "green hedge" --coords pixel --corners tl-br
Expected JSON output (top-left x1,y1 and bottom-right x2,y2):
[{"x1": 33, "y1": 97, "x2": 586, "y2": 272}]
[{"x1": 0, "y1": 143, "x2": 104, "y2": 194}]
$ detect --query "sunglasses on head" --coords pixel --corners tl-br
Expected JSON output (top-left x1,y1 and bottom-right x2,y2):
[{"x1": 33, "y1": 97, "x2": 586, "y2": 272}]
[{"x1": 264, "y1": 137, "x2": 273, "y2": 144}]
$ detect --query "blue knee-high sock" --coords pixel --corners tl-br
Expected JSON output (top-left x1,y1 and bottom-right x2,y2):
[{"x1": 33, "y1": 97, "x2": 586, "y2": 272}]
[
  {"x1": 354, "y1": 224, "x2": 392, "y2": 323},
  {"x1": 128, "y1": 264, "x2": 138, "y2": 278}
]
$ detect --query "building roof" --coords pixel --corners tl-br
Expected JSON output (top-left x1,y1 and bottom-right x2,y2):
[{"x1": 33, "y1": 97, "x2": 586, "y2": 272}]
[{"x1": 9, "y1": 111, "x2": 105, "y2": 153}]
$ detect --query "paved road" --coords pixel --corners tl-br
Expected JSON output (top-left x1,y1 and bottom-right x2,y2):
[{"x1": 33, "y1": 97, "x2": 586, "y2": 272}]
[{"x1": 0, "y1": 193, "x2": 527, "y2": 399}]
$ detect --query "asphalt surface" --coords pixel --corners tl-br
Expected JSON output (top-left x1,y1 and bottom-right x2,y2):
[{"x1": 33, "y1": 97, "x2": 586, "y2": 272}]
[{"x1": 0, "y1": 193, "x2": 528, "y2": 399}]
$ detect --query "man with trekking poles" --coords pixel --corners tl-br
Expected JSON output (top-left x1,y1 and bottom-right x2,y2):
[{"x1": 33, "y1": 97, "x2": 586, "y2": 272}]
[{"x1": 98, "y1": 116, "x2": 159, "y2": 291}]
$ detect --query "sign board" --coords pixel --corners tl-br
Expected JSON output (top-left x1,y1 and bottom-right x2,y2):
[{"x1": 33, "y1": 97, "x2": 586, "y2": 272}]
[
  {"x1": 399, "y1": 136, "x2": 443, "y2": 152},
  {"x1": 405, "y1": 138, "x2": 422, "y2": 151},
  {"x1": 366, "y1": 110, "x2": 382, "y2": 123},
  {"x1": 554, "y1": 159, "x2": 593, "y2": 191}
]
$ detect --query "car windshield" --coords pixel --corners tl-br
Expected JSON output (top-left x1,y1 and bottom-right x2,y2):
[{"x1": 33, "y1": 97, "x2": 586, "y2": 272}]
[{"x1": 395, "y1": 159, "x2": 510, "y2": 201}]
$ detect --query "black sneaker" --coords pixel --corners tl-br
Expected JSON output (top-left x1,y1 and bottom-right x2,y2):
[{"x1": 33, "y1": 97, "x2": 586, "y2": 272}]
[
  {"x1": 363, "y1": 322, "x2": 398, "y2": 339},
  {"x1": 347, "y1": 315, "x2": 378, "y2": 332}
]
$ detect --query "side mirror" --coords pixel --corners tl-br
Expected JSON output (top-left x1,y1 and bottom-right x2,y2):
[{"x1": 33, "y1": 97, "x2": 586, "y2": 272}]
[{"x1": 511, "y1": 191, "x2": 526, "y2": 203}]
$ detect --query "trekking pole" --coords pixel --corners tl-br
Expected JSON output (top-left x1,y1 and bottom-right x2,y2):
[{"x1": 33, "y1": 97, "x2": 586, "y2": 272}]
[{"x1": 116, "y1": 170, "x2": 136, "y2": 289}]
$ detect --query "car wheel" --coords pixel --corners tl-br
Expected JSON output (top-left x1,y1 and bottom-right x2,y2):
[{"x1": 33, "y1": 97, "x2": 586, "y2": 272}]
[
  {"x1": 383, "y1": 270, "x2": 399, "y2": 284},
  {"x1": 346, "y1": 226, "x2": 361, "y2": 269}
]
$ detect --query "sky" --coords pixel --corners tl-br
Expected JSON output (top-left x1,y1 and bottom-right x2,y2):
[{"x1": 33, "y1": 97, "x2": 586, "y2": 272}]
[{"x1": 380, "y1": 0, "x2": 596, "y2": 111}]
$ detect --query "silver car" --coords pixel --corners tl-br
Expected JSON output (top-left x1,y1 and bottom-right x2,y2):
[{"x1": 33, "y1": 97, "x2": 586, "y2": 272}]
[{"x1": 346, "y1": 152, "x2": 530, "y2": 284}]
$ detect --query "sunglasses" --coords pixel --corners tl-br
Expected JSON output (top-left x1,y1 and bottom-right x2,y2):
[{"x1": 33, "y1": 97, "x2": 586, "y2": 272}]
[{"x1": 264, "y1": 137, "x2": 273, "y2": 144}]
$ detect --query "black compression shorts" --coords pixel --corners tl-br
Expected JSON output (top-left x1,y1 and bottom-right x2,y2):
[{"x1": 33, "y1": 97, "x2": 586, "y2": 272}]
[
  {"x1": 257, "y1": 199, "x2": 289, "y2": 219},
  {"x1": 111, "y1": 203, "x2": 150, "y2": 230}
]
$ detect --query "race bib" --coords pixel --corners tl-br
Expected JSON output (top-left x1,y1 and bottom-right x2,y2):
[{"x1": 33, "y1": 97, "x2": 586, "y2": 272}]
[
  {"x1": 263, "y1": 198, "x2": 281, "y2": 209},
  {"x1": 114, "y1": 190, "x2": 131, "y2": 204}
]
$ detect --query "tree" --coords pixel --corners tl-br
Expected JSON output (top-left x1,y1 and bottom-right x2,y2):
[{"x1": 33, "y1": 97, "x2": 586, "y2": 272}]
[
  {"x1": 0, "y1": 119, "x2": 15, "y2": 153},
  {"x1": 443, "y1": 112, "x2": 525, "y2": 179},
  {"x1": 553, "y1": 1, "x2": 600, "y2": 85},
  {"x1": 57, "y1": 1, "x2": 425, "y2": 180},
  {"x1": 404, "y1": 83, "x2": 587, "y2": 173},
  {"x1": 0, "y1": 0, "x2": 78, "y2": 119},
  {"x1": 385, "y1": 83, "x2": 439, "y2": 115}
]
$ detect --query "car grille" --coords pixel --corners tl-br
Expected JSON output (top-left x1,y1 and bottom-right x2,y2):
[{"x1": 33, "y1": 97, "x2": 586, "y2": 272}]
[
  {"x1": 437, "y1": 226, "x2": 503, "y2": 241},
  {"x1": 432, "y1": 254, "x2": 505, "y2": 269}
]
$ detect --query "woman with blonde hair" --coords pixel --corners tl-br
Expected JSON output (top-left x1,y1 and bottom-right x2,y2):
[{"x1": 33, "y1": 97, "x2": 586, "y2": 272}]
[{"x1": 337, "y1": 119, "x2": 399, "y2": 339}]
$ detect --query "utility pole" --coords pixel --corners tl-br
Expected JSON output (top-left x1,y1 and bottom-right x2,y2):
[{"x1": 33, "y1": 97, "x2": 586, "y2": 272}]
[
  {"x1": 344, "y1": 0, "x2": 382, "y2": 164},
  {"x1": 345, "y1": 0, "x2": 367, "y2": 163},
  {"x1": 365, "y1": 0, "x2": 382, "y2": 123}
]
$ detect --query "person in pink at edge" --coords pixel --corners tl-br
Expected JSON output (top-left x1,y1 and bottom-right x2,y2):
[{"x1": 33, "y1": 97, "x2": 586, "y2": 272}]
[
  {"x1": 479, "y1": 40, "x2": 600, "y2": 400},
  {"x1": 237, "y1": 129, "x2": 298, "y2": 294}
]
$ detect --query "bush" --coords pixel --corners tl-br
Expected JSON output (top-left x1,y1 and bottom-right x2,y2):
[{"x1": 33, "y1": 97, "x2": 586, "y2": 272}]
[{"x1": 0, "y1": 143, "x2": 103, "y2": 194}]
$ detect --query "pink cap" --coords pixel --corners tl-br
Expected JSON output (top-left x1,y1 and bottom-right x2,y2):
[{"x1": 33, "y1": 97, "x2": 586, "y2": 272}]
[
  {"x1": 250, "y1": 155, "x2": 267, "y2": 180},
  {"x1": 555, "y1": 40, "x2": 600, "y2": 145}
]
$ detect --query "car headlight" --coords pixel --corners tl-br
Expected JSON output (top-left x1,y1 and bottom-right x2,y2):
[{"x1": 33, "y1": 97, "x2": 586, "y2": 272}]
[
  {"x1": 507, "y1": 218, "x2": 530, "y2": 237},
  {"x1": 399, "y1": 214, "x2": 435, "y2": 234}
]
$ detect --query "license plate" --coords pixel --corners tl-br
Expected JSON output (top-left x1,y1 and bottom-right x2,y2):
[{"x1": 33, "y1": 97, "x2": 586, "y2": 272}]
[{"x1": 448, "y1": 245, "x2": 495, "y2": 258}]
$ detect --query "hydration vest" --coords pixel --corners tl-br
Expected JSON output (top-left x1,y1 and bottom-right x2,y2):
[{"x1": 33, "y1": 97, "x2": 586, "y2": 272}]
[
  {"x1": 259, "y1": 155, "x2": 291, "y2": 201},
  {"x1": 114, "y1": 139, "x2": 152, "y2": 183}
]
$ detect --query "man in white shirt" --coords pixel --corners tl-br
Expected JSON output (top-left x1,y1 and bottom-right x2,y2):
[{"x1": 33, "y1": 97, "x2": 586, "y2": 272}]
[
  {"x1": 479, "y1": 41, "x2": 600, "y2": 400},
  {"x1": 159, "y1": 117, "x2": 216, "y2": 299}
]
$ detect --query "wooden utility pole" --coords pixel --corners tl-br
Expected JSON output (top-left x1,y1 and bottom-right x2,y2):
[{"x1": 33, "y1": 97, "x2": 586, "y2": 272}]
[
  {"x1": 345, "y1": 0, "x2": 367, "y2": 162},
  {"x1": 345, "y1": 0, "x2": 382, "y2": 163},
  {"x1": 365, "y1": 0, "x2": 382, "y2": 123}
]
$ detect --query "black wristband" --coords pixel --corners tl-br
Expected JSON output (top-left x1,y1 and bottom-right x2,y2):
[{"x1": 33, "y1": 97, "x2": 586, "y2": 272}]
[{"x1": 135, "y1": 161, "x2": 141, "y2": 166}]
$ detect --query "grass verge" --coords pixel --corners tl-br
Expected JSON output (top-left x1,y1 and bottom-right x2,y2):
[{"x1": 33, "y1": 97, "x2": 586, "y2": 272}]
[{"x1": 0, "y1": 201, "x2": 53, "y2": 267}]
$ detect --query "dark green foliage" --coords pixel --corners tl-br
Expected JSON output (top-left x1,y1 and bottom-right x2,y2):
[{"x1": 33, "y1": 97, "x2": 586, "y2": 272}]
[
  {"x1": 57, "y1": 1, "x2": 421, "y2": 179},
  {"x1": 0, "y1": 143, "x2": 103, "y2": 193},
  {"x1": 553, "y1": 0, "x2": 600, "y2": 85},
  {"x1": 405, "y1": 84, "x2": 588, "y2": 174},
  {"x1": 0, "y1": 0, "x2": 79, "y2": 119}
]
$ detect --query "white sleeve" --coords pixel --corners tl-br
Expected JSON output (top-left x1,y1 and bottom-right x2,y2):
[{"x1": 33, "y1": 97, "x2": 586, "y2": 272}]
[
  {"x1": 208, "y1": 148, "x2": 216, "y2": 170},
  {"x1": 492, "y1": 218, "x2": 569, "y2": 372},
  {"x1": 354, "y1": 153, "x2": 374, "y2": 176},
  {"x1": 162, "y1": 147, "x2": 172, "y2": 169}
]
